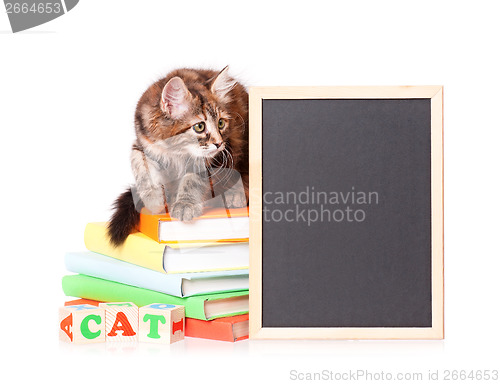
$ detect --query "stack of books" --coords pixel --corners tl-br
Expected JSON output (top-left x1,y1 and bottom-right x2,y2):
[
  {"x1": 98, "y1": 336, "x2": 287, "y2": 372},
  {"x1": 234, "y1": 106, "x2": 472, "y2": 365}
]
[{"x1": 62, "y1": 206, "x2": 250, "y2": 342}]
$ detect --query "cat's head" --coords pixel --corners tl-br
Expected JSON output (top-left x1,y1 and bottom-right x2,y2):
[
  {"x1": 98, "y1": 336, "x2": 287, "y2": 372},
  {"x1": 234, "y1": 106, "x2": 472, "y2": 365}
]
[{"x1": 135, "y1": 67, "x2": 248, "y2": 164}]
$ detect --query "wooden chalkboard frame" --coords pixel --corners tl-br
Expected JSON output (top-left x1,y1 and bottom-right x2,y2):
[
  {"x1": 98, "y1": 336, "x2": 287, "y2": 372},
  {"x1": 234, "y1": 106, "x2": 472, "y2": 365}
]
[{"x1": 249, "y1": 86, "x2": 444, "y2": 339}]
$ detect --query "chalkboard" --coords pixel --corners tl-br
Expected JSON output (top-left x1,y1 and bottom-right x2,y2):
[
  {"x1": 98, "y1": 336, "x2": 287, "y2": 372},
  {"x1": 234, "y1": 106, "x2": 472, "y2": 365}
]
[{"x1": 249, "y1": 87, "x2": 443, "y2": 339}]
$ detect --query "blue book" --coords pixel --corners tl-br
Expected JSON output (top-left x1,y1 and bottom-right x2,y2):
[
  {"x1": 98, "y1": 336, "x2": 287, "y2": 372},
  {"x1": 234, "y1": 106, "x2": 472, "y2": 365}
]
[{"x1": 65, "y1": 252, "x2": 249, "y2": 298}]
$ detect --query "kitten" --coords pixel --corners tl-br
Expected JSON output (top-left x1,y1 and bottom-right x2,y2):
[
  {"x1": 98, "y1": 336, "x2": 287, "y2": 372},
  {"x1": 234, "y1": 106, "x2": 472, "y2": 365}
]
[{"x1": 107, "y1": 67, "x2": 249, "y2": 246}]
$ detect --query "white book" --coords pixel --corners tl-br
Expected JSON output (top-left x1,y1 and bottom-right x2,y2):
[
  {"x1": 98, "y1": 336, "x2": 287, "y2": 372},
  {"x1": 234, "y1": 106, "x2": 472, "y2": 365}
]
[{"x1": 163, "y1": 242, "x2": 249, "y2": 273}]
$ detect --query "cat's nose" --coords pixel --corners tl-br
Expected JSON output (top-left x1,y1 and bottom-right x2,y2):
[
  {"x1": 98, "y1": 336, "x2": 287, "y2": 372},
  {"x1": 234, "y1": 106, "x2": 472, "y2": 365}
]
[{"x1": 214, "y1": 142, "x2": 223, "y2": 149}]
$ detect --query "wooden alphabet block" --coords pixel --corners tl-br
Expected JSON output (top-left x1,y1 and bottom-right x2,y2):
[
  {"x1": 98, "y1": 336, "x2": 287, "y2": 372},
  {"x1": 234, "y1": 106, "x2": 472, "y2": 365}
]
[
  {"x1": 139, "y1": 303, "x2": 185, "y2": 344},
  {"x1": 59, "y1": 304, "x2": 105, "y2": 344},
  {"x1": 99, "y1": 302, "x2": 138, "y2": 342}
]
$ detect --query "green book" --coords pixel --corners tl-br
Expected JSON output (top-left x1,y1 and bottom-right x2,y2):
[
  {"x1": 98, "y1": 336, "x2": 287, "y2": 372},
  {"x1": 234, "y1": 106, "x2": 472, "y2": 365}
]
[{"x1": 62, "y1": 274, "x2": 249, "y2": 321}]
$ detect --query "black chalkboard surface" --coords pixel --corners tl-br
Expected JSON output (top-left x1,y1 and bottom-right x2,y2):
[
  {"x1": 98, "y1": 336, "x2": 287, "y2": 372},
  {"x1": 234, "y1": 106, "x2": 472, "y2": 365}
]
[{"x1": 249, "y1": 87, "x2": 443, "y2": 339}]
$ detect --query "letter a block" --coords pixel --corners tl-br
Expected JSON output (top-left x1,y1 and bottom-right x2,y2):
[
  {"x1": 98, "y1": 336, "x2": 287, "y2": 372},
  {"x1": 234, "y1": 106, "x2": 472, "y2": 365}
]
[
  {"x1": 59, "y1": 305, "x2": 105, "y2": 344},
  {"x1": 139, "y1": 303, "x2": 185, "y2": 344},
  {"x1": 99, "y1": 302, "x2": 138, "y2": 342}
]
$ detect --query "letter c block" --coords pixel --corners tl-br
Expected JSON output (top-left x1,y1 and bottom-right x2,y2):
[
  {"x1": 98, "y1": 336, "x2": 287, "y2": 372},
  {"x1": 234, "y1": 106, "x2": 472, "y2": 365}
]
[{"x1": 59, "y1": 305, "x2": 105, "y2": 344}]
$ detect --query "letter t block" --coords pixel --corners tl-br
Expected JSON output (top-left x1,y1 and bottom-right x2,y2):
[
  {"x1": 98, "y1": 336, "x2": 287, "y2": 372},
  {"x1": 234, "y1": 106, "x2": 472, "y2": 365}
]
[
  {"x1": 139, "y1": 303, "x2": 185, "y2": 344},
  {"x1": 99, "y1": 302, "x2": 139, "y2": 342},
  {"x1": 59, "y1": 305, "x2": 105, "y2": 344}
]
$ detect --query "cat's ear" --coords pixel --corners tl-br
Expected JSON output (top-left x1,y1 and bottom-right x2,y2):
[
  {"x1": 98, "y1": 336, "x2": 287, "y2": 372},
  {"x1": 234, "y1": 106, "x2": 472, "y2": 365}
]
[
  {"x1": 161, "y1": 77, "x2": 192, "y2": 118},
  {"x1": 211, "y1": 66, "x2": 236, "y2": 100}
]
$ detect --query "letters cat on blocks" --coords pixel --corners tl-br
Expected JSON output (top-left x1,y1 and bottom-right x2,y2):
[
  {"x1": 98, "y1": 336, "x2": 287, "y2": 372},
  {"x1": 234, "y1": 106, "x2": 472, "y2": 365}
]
[{"x1": 59, "y1": 302, "x2": 185, "y2": 344}]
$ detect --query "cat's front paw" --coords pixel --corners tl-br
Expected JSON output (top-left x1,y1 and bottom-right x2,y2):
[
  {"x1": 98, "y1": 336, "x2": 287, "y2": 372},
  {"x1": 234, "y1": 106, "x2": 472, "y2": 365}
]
[
  {"x1": 144, "y1": 203, "x2": 167, "y2": 215},
  {"x1": 170, "y1": 200, "x2": 203, "y2": 221},
  {"x1": 223, "y1": 189, "x2": 248, "y2": 208},
  {"x1": 141, "y1": 189, "x2": 167, "y2": 214}
]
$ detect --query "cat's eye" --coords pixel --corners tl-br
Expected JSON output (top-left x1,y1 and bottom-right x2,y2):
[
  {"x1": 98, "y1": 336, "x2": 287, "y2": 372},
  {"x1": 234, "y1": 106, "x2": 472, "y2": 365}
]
[
  {"x1": 218, "y1": 119, "x2": 226, "y2": 130},
  {"x1": 192, "y1": 122, "x2": 206, "y2": 133}
]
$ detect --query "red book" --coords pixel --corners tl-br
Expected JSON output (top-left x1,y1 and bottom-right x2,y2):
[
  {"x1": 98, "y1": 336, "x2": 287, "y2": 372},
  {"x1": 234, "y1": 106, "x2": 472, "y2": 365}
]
[
  {"x1": 64, "y1": 298, "x2": 101, "y2": 307},
  {"x1": 185, "y1": 314, "x2": 249, "y2": 342}
]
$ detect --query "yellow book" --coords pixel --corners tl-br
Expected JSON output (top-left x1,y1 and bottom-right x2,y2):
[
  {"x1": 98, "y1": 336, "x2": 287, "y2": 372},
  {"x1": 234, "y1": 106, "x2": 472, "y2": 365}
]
[{"x1": 83, "y1": 223, "x2": 249, "y2": 274}]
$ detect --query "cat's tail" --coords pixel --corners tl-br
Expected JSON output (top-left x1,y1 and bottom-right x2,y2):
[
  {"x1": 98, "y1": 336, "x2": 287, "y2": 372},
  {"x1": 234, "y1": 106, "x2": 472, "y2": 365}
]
[{"x1": 107, "y1": 187, "x2": 142, "y2": 247}]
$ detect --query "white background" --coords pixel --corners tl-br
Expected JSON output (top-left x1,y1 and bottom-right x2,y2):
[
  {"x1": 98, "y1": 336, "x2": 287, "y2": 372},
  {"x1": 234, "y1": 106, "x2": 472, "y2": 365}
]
[{"x1": 1, "y1": 0, "x2": 499, "y2": 382}]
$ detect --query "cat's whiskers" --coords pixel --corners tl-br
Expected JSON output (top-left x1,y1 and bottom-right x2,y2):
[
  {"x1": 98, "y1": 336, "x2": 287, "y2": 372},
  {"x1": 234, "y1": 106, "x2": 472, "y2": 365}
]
[
  {"x1": 232, "y1": 112, "x2": 246, "y2": 128},
  {"x1": 220, "y1": 149, "x2": 237, "y2": 189},
  {"x1": 204, "y1": 151, "x2": 227, "y2": 187},
  {"x1": 210, "y1": 148, "x2": 236, "y2": 191},
  {"x1": 206, "y1": 153, "x2": 226, "y2": 180}
]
